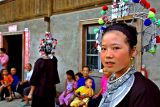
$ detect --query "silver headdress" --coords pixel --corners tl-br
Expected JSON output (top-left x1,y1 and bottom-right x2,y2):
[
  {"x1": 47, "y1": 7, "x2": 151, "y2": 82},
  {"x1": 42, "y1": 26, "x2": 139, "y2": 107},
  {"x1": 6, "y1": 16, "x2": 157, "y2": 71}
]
[{"x1": 94, "y1": 0, "x2": 160, "y2": 54}]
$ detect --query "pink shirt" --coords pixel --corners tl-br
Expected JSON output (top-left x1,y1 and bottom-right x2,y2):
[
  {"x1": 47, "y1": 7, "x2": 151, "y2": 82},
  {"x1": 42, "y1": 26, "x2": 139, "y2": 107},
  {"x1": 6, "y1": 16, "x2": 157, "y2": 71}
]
[
  {"x1": 0, "y1": 54, "x2": 9, "y2": 67},
  {"x1": 101, "y1": 75, "x2": 108, "y2": 95}
]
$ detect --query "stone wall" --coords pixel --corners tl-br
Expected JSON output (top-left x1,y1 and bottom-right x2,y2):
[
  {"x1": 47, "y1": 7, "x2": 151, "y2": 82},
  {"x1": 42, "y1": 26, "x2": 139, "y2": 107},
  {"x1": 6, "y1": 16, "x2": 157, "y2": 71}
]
[{"x1": 0, "y1": 4, "x2": 160, "y2": 92}]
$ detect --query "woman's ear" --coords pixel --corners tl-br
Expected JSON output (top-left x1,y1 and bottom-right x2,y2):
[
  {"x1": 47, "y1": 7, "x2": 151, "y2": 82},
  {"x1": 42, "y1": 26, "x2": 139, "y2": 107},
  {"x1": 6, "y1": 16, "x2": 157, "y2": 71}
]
[{"x1": 131, "y1": 46, "x2": 137, "y2": 58}]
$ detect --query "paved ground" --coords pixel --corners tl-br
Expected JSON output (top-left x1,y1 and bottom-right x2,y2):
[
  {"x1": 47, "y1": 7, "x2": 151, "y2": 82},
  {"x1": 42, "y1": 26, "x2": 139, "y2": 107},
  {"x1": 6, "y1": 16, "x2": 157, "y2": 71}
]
[
  {"x1": 0, "y1": 99, "x2": 31, "y2": 107},
  {"x1": 0, "y1": 92, "x2": 59, "y2": 107},
  {"x1": 0, "y1": 98, "x2": 59, "y2": 107}
]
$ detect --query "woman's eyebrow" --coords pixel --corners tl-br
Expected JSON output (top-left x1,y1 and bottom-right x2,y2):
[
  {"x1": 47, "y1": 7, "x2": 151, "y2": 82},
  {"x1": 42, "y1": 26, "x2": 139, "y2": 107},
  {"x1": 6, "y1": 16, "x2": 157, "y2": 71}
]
[{"x1": 102, "y1": 43, "x2": 121, "y2": 46}]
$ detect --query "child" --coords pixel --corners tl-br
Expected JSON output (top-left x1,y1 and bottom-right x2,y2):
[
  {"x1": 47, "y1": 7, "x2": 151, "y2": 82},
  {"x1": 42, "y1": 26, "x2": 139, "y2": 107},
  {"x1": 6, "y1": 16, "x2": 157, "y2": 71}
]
[
  {"x1": 70, "y1": 77, "x2": 94, "y2": 107},
  {"x1": 0, "y1": 69, "x2": 13, "y2": 101},
  {"x1": 88, "y1": 68, "x2": 112, "y2": 107},
  {"x1": 59, "y1": 70, "x2": 76, "y2": 106},
  {"x1": 75, "y1": 72, "x2": 83, "y2": 88},
  {"x1": 68, "y1": 72, "x2": 83, "y2": 103},
  {"x1": 10, "y1": 67, "x2": 19, "y2": 93}
]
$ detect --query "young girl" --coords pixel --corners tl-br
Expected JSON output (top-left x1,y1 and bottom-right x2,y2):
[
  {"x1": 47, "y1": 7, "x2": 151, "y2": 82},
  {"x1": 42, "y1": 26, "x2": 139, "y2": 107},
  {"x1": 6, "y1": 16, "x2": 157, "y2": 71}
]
[
  {"x1": 59, "y1": 70, "x2": 76, "y2": 107},
  {"x1": 0, "y1": 69, "x2": 13, "y2": 101},
  {"x1": 68, "y1": 72, "x2": 83, "y2": 103}
]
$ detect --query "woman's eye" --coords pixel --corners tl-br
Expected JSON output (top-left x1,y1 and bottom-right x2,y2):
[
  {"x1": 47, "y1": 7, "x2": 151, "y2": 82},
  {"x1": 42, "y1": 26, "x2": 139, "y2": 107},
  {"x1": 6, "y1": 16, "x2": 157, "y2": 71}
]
[
  {"x1": 112, "y1": 47, "x2": 120, "y2": 50},
  {"x1": 101, "y1": 48, "x2": 106, "y2": 51}
]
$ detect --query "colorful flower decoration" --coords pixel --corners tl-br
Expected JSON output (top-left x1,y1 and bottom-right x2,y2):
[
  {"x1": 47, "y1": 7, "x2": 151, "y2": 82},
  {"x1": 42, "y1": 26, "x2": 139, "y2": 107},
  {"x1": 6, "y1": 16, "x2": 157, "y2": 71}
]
[
  {"x1": 39, "y1": 32, "x2": 57, "y2": 54},
  {"x1": 94, "y1": 0, "x2": 160, "y2": 54}
]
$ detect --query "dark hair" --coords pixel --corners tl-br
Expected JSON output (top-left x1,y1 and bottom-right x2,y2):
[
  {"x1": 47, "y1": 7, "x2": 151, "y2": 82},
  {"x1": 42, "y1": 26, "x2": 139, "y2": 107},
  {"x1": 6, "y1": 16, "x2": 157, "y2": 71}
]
[
  {"x1": 1, "y1": 69, "x2": 9, "y2": 74},
  {"x1": 0, "y1": 48, "x2": 6, "y2": 53},
  {"x1": 66, "y1": 70, "x2": 75, "y2": 80},
  {"x1": 75, "y1": 72, "x2": 83, "y2": 78},
  {"x1": 82, "y1": 66, "x2": 91, "y2": 71},
  {"x1": 103, "y1": 23, "x2": 137, "y2": 49},
  {"x1": 85, "y1": 77, "x2": 92, "y2": 82}
]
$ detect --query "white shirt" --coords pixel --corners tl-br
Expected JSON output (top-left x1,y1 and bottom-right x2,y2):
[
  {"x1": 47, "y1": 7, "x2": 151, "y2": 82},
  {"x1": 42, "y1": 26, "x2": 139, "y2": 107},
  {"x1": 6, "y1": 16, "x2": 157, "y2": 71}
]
[{"x1": 26, "y1": 70, "x2": 33, "y2": 81}]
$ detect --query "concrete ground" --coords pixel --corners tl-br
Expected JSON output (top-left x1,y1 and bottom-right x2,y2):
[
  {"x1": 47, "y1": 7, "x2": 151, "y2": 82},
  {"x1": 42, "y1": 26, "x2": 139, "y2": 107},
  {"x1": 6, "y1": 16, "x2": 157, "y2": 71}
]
[
  {"x1": 0, "y1": 99, "x2": 59, "y2": 107},
  {"x1": 0, "y1": 99, "x2": 31, "y2": 107},
  {"x1": 0, "y1": 93, "x2": 59, "y2": 107}
]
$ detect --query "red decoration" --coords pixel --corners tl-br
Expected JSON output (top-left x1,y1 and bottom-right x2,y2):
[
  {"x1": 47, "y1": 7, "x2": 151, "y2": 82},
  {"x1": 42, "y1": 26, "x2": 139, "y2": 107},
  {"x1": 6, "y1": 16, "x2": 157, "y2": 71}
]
[
  {"x1": 156, "y1": 36, "x2": 160, "y2": 43},
  {"x1": 140, "y1": 0, "x2": 147, "y2": 7},
  {"x1": 150, "y1": 8, "x2": 156, "y2": 13},
  {"x1": 102, "y1": 16, "x2": 108, "y2": 23},
  {"x1": 24, "y1": 28, "x2": 30, "y2": 69},
  {"x1": 141, "y1": 65, "x2": 148, "y2": 78},
  {"x1": 102, "y1": 5, "x2": 108, "y2": 11},
  {"x1": 145, "y1": 2, "x2": 150, "y2": 9}
]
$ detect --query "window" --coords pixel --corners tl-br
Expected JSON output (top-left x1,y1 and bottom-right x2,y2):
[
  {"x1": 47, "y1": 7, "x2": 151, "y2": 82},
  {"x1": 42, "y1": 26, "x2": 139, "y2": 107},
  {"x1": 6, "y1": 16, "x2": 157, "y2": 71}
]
[{"x1": 85, "y1": 25, "x2": 102, "y2": 72}]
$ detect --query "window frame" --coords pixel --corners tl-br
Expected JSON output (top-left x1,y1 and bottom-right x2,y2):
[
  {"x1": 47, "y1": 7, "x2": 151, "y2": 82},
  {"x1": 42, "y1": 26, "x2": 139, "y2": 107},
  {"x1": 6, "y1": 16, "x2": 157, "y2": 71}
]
[{"x1": 85, "y1": 25, "x2": 102, "y2": 71}]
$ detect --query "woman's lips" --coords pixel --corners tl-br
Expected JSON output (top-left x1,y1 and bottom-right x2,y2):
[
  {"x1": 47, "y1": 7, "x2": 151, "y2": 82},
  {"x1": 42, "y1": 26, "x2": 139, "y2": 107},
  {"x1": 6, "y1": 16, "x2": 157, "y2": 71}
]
[{"x1": 105, "y1": 62, "x2": 115, "y2": 68}]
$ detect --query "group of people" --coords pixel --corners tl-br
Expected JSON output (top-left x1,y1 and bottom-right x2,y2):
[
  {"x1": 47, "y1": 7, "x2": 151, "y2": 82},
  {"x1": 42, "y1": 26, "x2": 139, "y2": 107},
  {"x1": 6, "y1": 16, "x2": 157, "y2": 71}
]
[
  {"x1": 0, "y1": 63, "x2": 33, "y2": 104},
  {"x1": 58, "y1": 23, "x2": 160, "y2": 107},
  {"x1": 58, "y1": 66, "x2": 111, "y2": 107}
]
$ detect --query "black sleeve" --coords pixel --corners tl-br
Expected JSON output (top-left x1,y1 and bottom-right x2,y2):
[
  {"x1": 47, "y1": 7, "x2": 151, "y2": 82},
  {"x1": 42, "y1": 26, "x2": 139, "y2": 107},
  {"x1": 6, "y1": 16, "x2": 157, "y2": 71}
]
[
  {"x1": 52, "y1": 56, "x2": 60, "y2": 84},
  {"x1": 133, "y1": 80, "x2": 160, "y2": 107},
  {"x1": 30, "y1": 58, "x2": 42, "y2": 86}
]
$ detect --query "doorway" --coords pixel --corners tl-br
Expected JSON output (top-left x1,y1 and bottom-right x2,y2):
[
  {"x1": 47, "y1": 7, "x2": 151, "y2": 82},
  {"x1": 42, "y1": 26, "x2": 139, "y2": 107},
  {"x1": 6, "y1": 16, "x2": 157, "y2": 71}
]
[{"x1": 3, "y1": 34, "x2": 23, "y2": 80}]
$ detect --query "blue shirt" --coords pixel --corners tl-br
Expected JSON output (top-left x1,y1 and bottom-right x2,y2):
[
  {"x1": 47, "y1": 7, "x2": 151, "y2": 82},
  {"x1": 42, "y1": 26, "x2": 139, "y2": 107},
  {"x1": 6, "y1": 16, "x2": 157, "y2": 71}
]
[
  {"x1": 11, "y1": 74, "x2": 19, "y2": 87},
  {"x1": 77, "y1": 76, "x2": 95, "y2": 90}
]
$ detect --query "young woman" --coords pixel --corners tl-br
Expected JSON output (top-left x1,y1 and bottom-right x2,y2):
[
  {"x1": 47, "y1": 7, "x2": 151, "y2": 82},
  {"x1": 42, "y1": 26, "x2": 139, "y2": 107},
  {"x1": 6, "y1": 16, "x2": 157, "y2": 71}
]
[{"x1": 98, "y1": 23, "x2": 160, "y2": 107}]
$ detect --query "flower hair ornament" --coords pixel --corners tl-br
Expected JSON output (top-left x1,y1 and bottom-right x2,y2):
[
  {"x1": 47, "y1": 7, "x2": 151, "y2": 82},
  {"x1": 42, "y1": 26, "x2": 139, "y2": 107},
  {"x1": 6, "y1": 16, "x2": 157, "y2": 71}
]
[
  {"x1": 39, "y1": 32, "x2": 58, "y2": 56},
  {"x1": 94, "y1": 0, "x2": 160, "y2": 54}
]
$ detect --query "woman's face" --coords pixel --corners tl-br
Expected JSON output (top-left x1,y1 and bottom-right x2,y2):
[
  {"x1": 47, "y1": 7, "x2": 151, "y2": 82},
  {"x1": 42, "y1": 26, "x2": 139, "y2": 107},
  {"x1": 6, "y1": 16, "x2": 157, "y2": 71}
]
[{"x1": 101, "y1": 31, "x2": 136, "y2": 76}]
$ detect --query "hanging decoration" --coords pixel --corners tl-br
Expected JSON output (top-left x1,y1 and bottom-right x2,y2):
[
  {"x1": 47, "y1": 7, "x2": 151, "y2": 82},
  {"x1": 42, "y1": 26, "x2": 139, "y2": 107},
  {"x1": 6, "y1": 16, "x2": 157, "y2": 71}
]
[
  {"x1": 94, "y1": 0, "x2": 160, "y2": 54},
  {"x1": 24, "y1": 28, "x2": 30, "y2": 69}
]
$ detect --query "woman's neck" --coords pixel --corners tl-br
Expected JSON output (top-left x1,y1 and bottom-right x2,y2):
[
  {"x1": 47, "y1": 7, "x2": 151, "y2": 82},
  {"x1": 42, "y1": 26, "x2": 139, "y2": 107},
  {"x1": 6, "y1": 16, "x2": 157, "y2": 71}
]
[{"x1": 115, "y1": 65, "x2": 132, "y2": 79}]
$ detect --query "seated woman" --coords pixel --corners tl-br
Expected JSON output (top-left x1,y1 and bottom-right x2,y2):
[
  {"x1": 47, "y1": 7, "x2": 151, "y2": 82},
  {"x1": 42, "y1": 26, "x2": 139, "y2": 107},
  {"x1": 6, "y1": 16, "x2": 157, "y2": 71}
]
[{"x1": 0, "y1": 69, "x2": 13, "y2": 101}]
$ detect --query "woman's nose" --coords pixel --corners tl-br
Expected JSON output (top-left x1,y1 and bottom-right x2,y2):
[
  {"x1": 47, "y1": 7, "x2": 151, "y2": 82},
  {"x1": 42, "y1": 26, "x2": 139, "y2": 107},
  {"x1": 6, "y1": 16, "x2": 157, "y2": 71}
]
[{"x1": 105, "y1": 49, "x2": 113, "y2": 58}]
